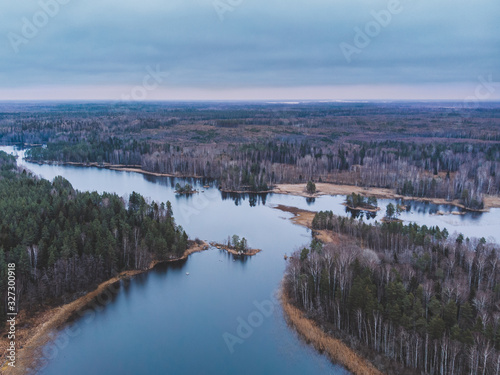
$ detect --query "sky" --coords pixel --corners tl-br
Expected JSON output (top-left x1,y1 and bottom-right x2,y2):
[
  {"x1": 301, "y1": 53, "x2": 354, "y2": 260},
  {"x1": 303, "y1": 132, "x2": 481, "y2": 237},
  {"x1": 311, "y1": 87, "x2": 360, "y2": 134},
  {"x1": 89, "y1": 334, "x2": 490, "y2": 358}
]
[{"x1": 0, "y1": 0, "x2": 499, "y2": 100}]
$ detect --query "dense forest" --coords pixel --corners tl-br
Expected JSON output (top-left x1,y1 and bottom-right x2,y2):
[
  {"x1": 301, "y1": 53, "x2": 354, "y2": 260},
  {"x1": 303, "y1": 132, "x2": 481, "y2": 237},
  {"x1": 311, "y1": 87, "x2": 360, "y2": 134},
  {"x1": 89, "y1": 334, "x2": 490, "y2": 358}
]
[
  {"x1": 285, "y1": 211, "x2": 500, "y2": 374},
  {"x1": 0, "y1": 151, "x2": 189, "y2": 326},
  {"x1": 23, "y1": 139, "x2": 500, "y2": 208},
  {"x1": 0, "y1": 101, "x2": 499, "y2": 372},
  {"x1": 1, "y1": 102, "x2": 498, "y2": 208}
]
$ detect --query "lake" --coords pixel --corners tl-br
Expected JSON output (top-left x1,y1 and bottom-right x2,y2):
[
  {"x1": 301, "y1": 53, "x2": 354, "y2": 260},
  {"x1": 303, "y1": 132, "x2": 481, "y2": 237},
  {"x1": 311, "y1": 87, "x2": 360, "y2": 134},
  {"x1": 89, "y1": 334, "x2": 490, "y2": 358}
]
[{"x1": 2, "y1": 145, "x2": 499, "y2": 375}]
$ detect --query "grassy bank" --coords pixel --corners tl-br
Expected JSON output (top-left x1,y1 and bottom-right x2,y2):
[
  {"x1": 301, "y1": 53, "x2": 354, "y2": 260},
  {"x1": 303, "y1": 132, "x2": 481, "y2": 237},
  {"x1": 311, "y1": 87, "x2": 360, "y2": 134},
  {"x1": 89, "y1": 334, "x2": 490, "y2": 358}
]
[
  {"x1": 273, "y1": 183, "x2": 500, "y2": 212},
  {"x1": 281, "y1": 289, "x2": 383, "y2": 375},
  {"x1": 0, "y1": 241, "x2": 209, "y2": 375},
  {"x1": 278, "y1": 204, "x2": 381, "y2": 373}
]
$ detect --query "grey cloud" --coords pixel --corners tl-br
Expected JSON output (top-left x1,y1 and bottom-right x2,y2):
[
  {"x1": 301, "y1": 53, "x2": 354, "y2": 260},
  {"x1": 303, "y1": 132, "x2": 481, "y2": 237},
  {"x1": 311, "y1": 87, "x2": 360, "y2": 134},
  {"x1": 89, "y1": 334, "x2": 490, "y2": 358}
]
[{"x1": 0, "y1": 0, "x2": 498, "y2": 92}]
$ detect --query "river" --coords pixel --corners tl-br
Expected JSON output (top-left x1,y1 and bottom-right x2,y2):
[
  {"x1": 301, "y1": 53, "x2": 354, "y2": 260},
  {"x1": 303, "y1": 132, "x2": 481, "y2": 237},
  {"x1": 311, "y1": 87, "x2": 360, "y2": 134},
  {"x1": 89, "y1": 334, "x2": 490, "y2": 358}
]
[{"x1": 1, "y1": 146, "x2": 499, "y2": 375}]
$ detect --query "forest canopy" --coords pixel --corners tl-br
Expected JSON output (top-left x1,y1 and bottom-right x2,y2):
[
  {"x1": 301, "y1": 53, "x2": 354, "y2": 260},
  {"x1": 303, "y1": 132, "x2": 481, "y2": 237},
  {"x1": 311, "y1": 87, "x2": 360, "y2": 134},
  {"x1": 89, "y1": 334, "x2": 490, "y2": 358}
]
[
  {"x1": 7, "y1": 101, "x2": 498, "y2": 208},
  {"x1": 286, "y1": 211, "x2": 499, "y2": 374},
  {"x1": 0, "y1": 151, "x2": 188, "y2": 325}
]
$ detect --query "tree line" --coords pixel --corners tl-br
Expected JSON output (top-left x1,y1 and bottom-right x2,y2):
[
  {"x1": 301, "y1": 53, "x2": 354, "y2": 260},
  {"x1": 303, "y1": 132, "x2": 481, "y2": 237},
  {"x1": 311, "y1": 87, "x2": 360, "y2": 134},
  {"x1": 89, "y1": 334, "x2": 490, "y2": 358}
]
[
  {"x1": 2, "y1": 102, "x2": 499, "y2": 208},
  {"x1": 0, "y1": 151, "x2": 188, "y2": 326},
  {"x1": 285, "y1": 211, "x2": 500, "y2": 374},
  {"x1": 24, "y1": 139, "x2": 500, "y2": 208}
]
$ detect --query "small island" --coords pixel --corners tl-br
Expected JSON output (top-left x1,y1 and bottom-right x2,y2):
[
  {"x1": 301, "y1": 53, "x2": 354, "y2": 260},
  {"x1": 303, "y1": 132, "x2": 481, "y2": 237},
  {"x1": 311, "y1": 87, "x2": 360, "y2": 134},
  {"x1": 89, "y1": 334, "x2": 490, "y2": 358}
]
[
  {"x1": 211, "y1": 235, "x2": 261, "y2": 256},
  {"x1": 380, "y1": 202, "x2": 404, "y2": 222},
  {"x1": 344, "y1": 192, "x2": 379, "y2": 212},
  {"x1": 175, "y1": 183, "x2": 198, "y2": 195}
]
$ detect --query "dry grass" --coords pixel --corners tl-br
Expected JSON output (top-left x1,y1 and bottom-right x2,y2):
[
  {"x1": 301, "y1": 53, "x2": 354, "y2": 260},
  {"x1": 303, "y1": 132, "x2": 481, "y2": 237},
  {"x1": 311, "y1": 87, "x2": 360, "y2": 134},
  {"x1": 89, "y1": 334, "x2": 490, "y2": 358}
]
[
  {"x1": 0, "y1": 241, "x2": 209, "y2": 375},
  {"x1": 277, "y1": 203, "x2": 381, "y2": 373},
  {"x1": 315, "y1": 230, "x2": 341, "y2": 245},
  {"x1": 274, "y1": 183, "x2": 500, "y2": 211},
  {"x1": 281, "y1": 290, "x2": 383, "y2": 375},
  {"x1": 109, "y1": 167, "x2": 199, "y2": 178},
  {"x1": 273, "y1": 183, "x2": 395, "y2": 200},
  {"x1": 273, "y1": 205, "x2": 341, "y2": 246},
  {"x1": 484, "y1": 195, "x2": 500, "y2": 210},
  {"x1": 29, "y1": 160, "x2": 204, "y2": 179},
  {"x1": 210, "y1": 243, "x2": 262, "y2": 256},
  {"x1": 272, "y1": 204, "x2": 316, "y2": 228}
]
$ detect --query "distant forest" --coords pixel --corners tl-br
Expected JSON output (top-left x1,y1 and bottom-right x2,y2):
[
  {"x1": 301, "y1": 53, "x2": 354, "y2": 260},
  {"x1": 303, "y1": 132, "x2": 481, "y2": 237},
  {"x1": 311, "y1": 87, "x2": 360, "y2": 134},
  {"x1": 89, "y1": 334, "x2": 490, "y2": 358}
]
[
  {"x1": 285, "y1": 211, "x2": 500, "y2": 374},
  {"x1": 1, "y1": 102, "x2": 500, "y2": 208},
  {"x1": 0, "y1": 151, "x2": 188, "y2": 325}
]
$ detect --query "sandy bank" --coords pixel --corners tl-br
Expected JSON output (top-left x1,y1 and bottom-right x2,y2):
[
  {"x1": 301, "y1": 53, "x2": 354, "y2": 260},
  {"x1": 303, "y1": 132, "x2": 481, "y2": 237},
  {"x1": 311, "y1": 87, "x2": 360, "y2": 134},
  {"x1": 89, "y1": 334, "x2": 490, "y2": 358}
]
[
  {"x1": 210, "y1": 242, "x2": 261, "y2": 256},
  {"x1": 281, "y1": 290, "x2": 383, "y2": 375},
  {"x1": 0, "y1": 241, "x2": 209, "y2": 375},
  {"x1": 24, "y1": 159, "x2": 205, "y2": 179},
  {"x1": 273, "y1": 183, "x2": 500, "y2": 212},
  {"x1": 273, "y1": 204, "x2": 316, "y2": 228},
  {"x1": 272, "y1": 204, "x2": 340, "y2": 245},
  {"x1": 109, "y1": 167, "x2": 203, "y2": 179},
  {"x1": 26, "y1": 161, "x2": 500, "y2": 213},
  {"x1": 276, "y1": 203, "x2": 381, "y2": 371}
]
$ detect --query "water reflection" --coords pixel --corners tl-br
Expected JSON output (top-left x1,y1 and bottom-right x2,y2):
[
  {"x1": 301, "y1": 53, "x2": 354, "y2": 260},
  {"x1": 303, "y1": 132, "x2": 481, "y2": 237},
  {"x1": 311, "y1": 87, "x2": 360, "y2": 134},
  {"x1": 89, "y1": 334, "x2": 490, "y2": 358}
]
[
  {"x1": 154, "y1": 257, "x2": 188, "y2": 272},
  {"x1": 142, "y1": 174, "x2": 214, "y2": 189},
  {"x1": 218, "y1": 249, "x2": 253, "y2": 265},
  {"x1": 305, "y1": 197, "x2": 316, "y2": 205},
  {"x1": 344, "y1": 206, "x2": 377, "y2": 220},
  {"x1": 1, "y1": 144, "x2": 500, "y2": 375},
  {"x1": 220, "y1": 191, "x2": 268, "y2": 206}
]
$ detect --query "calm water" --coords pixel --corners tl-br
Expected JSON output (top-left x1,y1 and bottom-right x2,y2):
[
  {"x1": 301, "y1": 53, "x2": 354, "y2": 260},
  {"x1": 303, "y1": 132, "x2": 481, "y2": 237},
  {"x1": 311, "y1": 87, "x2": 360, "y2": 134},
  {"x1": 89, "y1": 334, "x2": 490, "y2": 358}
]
[{"x1": 2, "y1": 146, "x2": 499, "y2": 375}]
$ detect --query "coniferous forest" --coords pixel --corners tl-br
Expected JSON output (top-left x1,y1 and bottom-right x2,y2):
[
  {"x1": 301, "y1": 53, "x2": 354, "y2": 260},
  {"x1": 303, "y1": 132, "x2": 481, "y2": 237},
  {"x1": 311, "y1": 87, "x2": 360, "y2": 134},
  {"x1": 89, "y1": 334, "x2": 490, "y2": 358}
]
[
  {"x1": 285, "y1": 211, "x2": 500, "y2": 374},
  {"x1": 0, "y1": 151, "x2": 188, "y2": 325},
  {"x1": 1, "y1": 0, "x2": 499, "y2": 372},
  {"x1": 0, "y1": 102, "x2": 499, "y2": 374}
]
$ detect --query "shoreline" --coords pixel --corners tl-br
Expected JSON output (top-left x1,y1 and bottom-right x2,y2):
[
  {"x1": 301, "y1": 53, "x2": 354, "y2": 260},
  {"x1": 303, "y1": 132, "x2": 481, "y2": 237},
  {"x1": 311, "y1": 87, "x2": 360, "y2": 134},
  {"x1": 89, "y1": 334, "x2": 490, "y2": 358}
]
[
  {"x1": 272, "y1": 204, "x2": 339, "y2": 244},
  {"x1": 342, "y1": 203, "x2": 380, "y2": 213},
  {"x1": 174, "y1": 190, "x2": 199, "y2": 195},
  {"x1": 281, "y1": 289, "x2": 383, "y2": 375},
  {"x1": 22, "y1": 159, "x2": 500, "y2": 212},
  {"x1": 24, "y1": 159, "x2": 206, "y2": 179},
  {"x1": 277, "y1": 205, "x2": 382, "y2": 374},
  {"x1": 0, "y1": 241, "x2": 209, "y2": 375},
  {"x1": 210, "y1": 242, "x2": 262, "y2": 256},
  {"x1": 273, "y1": 183, "x2": 500, "y2": 212},
  {"x1": 218, "y1": 188, "x2": 274, "y2": 194},
  {"x1": 272, "y1": 204, "x2": 316, "y2": 228}
]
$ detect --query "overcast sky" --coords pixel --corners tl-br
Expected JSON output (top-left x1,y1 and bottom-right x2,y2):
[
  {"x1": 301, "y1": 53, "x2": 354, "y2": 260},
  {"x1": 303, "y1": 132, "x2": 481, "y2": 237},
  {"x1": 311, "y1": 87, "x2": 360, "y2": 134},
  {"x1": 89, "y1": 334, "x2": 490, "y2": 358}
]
[{"x1": 0, "y1": 0, "x2": 498, "y2": 100}]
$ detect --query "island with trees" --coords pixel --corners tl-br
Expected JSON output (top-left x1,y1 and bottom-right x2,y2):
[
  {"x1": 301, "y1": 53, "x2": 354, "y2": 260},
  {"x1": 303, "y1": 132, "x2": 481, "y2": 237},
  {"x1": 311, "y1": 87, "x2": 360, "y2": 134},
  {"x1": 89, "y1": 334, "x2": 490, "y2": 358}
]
[
  {"x1": 174, "y1": 183, "x2": 197, "y2": 195},
  {"x1": 211, "y1": 235, "x2": 262, "y2": 256},
  {"x1": 382, "y1": 202, "x2": 404, "y2": 222},
  {"x1": 344, "y1": 193, "x2": 379, "y2": 212}
]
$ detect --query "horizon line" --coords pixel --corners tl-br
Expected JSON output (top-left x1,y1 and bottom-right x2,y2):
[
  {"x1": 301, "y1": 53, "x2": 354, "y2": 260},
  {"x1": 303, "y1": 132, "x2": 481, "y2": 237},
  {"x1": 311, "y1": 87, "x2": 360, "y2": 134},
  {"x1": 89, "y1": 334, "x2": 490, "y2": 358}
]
[{"x1": 0, "y1": 99, "x2": 499, "y2": 105}]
